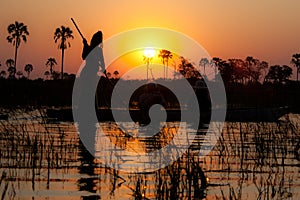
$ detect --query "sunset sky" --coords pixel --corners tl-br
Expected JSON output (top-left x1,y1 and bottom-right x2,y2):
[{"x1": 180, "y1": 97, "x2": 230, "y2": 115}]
[{"x1": 1, "y1": 0, "x2": 300, "y2": 79}]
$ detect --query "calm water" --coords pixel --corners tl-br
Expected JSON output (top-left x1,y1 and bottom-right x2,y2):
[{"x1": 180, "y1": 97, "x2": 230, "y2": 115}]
[{"x1": 0, "y1": 109, "x2": 299, "y2": 199}]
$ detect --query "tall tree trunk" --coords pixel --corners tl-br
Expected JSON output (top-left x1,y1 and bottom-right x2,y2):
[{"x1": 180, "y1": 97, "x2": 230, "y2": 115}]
[
  {"x1": 146, "y1": 60, "x2": 149, "y2": 81},
  {"x1": 164, "y1": 64, "x2": 166, "y2": 80},
  {"x1": 166, "y1": 65, "x2": 168, "y2": 79},
  {"x1": 166, "y1": 60, "x2": 169, "y2": 79},
  {"x1": 50, "y1": 66, "x2": 53, "y2": 77},
  {"x1": 14, "y1": 44, "x2": 18, "y2": 70},
  {"x1": 61, "y1": 47, "x2": 64, "y2": 79},
  {"x1": 174, "y1": 65, "x2": 176, "y2": 79}
]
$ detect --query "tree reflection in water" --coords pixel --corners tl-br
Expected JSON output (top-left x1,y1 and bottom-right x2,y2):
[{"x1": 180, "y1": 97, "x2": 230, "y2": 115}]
[
  {"x1": 77, "y1": 122, "x2": 207, "y2": 199},
  {"x1": 1, "y1": 109, "x2": 299, "y2": 199}
]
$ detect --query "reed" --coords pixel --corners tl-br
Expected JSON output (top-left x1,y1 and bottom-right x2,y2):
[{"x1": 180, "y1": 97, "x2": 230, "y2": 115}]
[
  {"x1": 211, "y1": 116, "x2": 298, "y2": 199},
  {"x1": 0, "y1": 107, "x2": 79, "y2": 196},
  {"x1": 0, "y1": 108, "x2": 299, "y2": 199}
]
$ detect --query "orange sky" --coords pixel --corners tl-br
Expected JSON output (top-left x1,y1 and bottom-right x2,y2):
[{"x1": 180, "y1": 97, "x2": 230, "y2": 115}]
[{"x1": 1, "y1": 0, "x2": 300, "y2": 79}]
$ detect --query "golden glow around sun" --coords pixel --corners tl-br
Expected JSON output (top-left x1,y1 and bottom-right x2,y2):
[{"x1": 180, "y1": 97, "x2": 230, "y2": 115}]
[
  {"x1": 102, "y1": 28, "x2": 212, "y2": 80},
  {"x1": 143, "y1": 47, "x2": 156, "y2": 58}
]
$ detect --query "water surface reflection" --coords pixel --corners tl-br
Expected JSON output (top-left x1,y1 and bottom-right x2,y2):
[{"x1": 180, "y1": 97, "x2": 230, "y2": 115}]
[{"x1": 0, "y1": 109, "x2": 299, "y2": 199}]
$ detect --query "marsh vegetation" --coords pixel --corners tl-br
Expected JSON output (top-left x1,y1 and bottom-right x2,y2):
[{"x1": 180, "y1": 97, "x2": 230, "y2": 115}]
[{"x1": 0, "y1": 109, "x2": 299, "y2": 199}]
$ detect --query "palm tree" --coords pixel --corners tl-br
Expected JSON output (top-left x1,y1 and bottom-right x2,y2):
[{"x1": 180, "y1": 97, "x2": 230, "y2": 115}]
[
  {"x1": 0, "y1": 62, "x2": 4, "y2": 78},
  {"x1": 199, "y1": 58, "x2": 209, "y2": 76},
  {"x1": 24, "y1": 64, "x2": 33, "y2": 79},
  {"x1": 7, "y1": 66, "x2": 16, "y2": 79},
  {"x1": 52, "y1": 71, "x2": 60, "y2": 80},
  {"x1": 6, "y1": 21, "x2": 29, "y2": 71},
  {"x1": 6, "y1": 59, "x2": 16, "y2": 79},
  {"x1": 106, "y1": 72, "x2": 111, "y2": 78},
  {"x1": 16, "y1": 71, "x2": 23, "y2": 79},
  {"x1": 245, "y1": 56, "x2": 260, "y2": 83},
  {"x1": 158, "y1": 49, "x2": 173, "y2": 79},
  {"x1": 0, "y1": 71, "x2": 6, "y2": 78},
  {"x1": 265, "y1": 65, "x2": 292, "y2": 84},
  {"x1": 143, "y1": 56, "x2": 153, "y2": 81},
  {"x1": 44, "y1": 71, "x2": 50, "y2": 80},
  {"x1": 6, "y1": 59, "x2": 15, "y2": 68},
  {"x1": 282, "y1": 65, "x2": 293, "y2": 82},
  {"x1": 113, "y1": 70, "x2": 119, "y2": 78},
  {"x1": 211, "y1": 57, "x2": 223, "y2": 77},
  {"x1": 291, "y1": 53, "x2": 300, "y2": 82},
  {"x1": 45, "y1": 57, "x2": 57, "y2": 77},
  {"x1": 54, "y1": 26, "x2": 74, "y2": 79}
]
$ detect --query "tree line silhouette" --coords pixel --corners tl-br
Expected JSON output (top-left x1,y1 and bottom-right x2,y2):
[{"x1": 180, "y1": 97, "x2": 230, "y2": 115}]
[
  {"x1": 2, "y1": 21, "x2": 74, "y2": 80},
  {"x1": 198, "y1": 55, "x2": 298, "y2": 85},
  {"x1": 1, "y1": 20, "x2": 300, "y2": 83},
  {"x1": 1, "y1": 20, "x2": 300, "y2": 110}
]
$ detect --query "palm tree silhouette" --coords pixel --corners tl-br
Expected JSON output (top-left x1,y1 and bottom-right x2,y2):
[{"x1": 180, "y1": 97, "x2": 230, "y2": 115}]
[
  {"x1": 52, "y1": 71, "x2": 60, "y2": 80},
  {"x1": 158, "y1": 49, "x2": 173, "y2": 79},
  {"x1": 24, "y1": 64, "x2": 33, "y2": 79},
  {"x1": 0, "y1": 71, "x2": 6, "y2": 78},
  {"x1": 6, "y1": 21, "x2": 29, "y2": 71},
  {"x1": 211, "y1": 57, "x2": 223, "y2": 77},
  {"x1": 113, "y1": 70, "x2": 119, "y2": 78},
  {"x1": 6, "y1": 59, "x2": 15, "y2": 68},
  {"x1": 291, "y1": 53, "x2": 300, "y2": 82},
  {"x1": 6, "y1": 59, "x2": 16, "y2": 79},
  {"x1": 199, "y1": 58, "x2": 209, "y2": 76},
  {"x1": 16, "y1": 71, "x2": 23, "y2": 79},
  {"x1": 245, "y1": 56, "x2": 260, "y2": 82},
  {"x1": 0, "y1": 61, "x2": 3, "y2": 78},
  {"x1": 259, "y1": 61, "x2": 269, "y2": 82},
  {"x1": 265, "y1": 65, "x2": 292, "y2": 84},
  {"x1": 54, "y1": 26, "x2": 73, "y2": 79},
  {"x1": 45, "y1": 57, "x2": 57, "y2": 78},
  {"x1": 7, "y1": 66, "x2": 16, "y2": 79},
  {"x1": 106, "y1": 72, "x2": 111, "y2": 79},
  {"x1": 143, "y1": 56, "x2": 152, "y2": 81},
  {"x1": 44, "y1": 71, "x2": 50, "y2": 80}
]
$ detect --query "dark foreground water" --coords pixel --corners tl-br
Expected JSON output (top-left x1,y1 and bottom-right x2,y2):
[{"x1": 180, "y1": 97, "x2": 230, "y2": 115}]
[{"x1": 0, "y1": 109, "x2": 299, "y2": 199}]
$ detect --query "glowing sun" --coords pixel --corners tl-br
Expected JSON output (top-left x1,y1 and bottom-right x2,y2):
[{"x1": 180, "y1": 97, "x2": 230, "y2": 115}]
[{"x1": 143, "y1": 47, "x2": 156, "y2": 58}]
